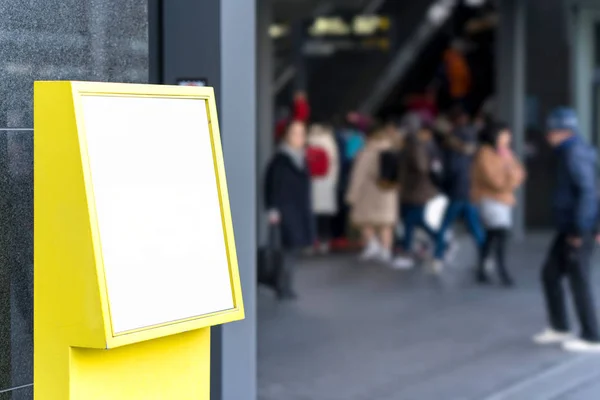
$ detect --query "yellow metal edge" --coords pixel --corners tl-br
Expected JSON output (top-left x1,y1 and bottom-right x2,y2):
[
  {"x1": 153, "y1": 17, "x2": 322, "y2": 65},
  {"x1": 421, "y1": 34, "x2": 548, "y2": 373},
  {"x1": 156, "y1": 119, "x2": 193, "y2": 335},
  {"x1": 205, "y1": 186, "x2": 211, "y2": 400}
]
[
  {"x1": 69, "y1": 80, "x2": 216, "y2": 97},
  {"x1": 70, "y1": 83, "x2": 116, "y2": 347},
  {"x1": 205, "y1": 92, "x2": 245, "y2": 318}
]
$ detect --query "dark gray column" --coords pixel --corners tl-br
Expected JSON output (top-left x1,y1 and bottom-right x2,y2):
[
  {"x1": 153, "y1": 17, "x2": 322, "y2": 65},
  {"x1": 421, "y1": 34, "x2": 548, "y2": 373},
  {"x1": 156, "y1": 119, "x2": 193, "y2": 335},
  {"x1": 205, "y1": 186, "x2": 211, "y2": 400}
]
[
  {"x1": 220, "y1": 1, "x2": 257, "y2": 398},
  {"x1": 148, "y1": 0, "x2": 163, "y2": 85},
  {"x1": 257, "y1": 0, "x2": 274, "y2": 247},
  {"x1": 497, "y1": 0, "x2": 526, "y2": 239},
  {"x1": 156, "y1": 1, "x2": 257, "y2": 399},
  {"x1": 292, "y1": 21, "x2": 307, "y2": 91},
  {"x1": 161, "y1": 0, "x2": 221, "y2": 99}
]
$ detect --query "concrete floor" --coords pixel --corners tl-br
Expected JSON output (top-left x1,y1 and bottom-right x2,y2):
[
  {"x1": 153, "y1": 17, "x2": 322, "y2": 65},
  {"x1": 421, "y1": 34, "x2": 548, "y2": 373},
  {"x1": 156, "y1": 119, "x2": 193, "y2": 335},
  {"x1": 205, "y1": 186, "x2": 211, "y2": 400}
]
[{"x1": 258, "y1": 233, "x2": 600, "y2": 400}]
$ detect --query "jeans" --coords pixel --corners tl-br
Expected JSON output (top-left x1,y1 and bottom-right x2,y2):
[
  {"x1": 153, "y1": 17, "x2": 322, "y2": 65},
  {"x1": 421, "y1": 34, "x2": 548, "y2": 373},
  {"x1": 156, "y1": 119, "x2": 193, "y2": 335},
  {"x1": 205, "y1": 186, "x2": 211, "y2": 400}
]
[
  {"x1": 541, "y1": 233, "x2": 599, "y2": 342},
  {"x1": 401, "y1": 204, "x2": 437, "y2": 252},
  {"x1": 434, "y1": 200, "x2": 485, "y2": 260}
]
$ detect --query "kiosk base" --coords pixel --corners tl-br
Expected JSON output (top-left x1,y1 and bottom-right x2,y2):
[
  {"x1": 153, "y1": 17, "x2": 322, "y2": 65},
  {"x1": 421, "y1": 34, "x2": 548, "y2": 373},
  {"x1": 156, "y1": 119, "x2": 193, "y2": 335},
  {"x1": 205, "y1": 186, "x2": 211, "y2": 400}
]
[{"x1": 36, "y1": 328, "x2": 210, "y2": 400}]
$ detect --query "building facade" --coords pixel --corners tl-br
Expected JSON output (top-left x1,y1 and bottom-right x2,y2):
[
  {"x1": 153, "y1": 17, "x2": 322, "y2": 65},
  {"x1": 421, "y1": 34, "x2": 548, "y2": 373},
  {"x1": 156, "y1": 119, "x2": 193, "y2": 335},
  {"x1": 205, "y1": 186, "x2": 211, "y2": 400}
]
[{"x1": 0, "y1": 1, "x2": 148, "y2": 398}]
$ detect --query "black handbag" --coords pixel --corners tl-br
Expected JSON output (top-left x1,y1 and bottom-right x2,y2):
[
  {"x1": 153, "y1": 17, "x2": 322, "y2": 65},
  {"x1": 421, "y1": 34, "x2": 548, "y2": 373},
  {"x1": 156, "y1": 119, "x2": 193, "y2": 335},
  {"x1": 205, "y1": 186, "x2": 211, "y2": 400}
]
[
  {"x1": 378, "y1": 150, "x2": 402, "y2": 189},
  {"x1": 257, "y1": 226, "x2": 284, "y2": 289}
]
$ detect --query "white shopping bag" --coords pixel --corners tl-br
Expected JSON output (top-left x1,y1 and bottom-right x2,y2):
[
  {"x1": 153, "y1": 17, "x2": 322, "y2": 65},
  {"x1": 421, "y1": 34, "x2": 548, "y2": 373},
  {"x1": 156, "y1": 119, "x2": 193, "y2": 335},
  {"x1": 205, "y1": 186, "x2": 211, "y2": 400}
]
[{"x1": 425, "y1": 195, "x2": 448, "y2": 230}]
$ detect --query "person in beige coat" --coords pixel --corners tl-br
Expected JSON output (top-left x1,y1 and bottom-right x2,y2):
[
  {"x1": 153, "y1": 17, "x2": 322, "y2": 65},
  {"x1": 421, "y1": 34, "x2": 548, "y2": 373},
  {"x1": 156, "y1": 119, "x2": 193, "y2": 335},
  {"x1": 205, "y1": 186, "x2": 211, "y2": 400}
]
[
  {"x1": 346, "y1": 124, "x2": 398, "y2": 262},
  {"x1": 308, "y1": 123, "x2": 340, "y2": 252},
  {"x1": 471, "y1": 122, "x2": 525, "y2": 286}
]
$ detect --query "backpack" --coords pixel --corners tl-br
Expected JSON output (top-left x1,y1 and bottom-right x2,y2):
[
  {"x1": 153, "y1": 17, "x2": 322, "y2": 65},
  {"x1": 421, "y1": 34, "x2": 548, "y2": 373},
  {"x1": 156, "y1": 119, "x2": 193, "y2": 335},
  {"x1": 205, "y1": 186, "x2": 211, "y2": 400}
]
[
  {"x1": 378, "y1": 150, "x2": 402, "y2": 189},
  {"x1": 306, "y1": 146, "x2": 330, "y2": 178}
]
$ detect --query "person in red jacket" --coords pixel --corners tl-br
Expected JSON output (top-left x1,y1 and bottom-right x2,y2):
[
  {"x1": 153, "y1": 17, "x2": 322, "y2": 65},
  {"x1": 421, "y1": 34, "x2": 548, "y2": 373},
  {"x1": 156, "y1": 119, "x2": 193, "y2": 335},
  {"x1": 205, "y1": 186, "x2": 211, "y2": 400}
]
[
  {"x1": 293, "y1": 91, "x2": 310, "y2": 122},
  {"x1": 405, "y1": 87, "x2": 438, "y2": 126},
  {"x1": 275, "y1": 91, "x2": 311, "y2": 142}
]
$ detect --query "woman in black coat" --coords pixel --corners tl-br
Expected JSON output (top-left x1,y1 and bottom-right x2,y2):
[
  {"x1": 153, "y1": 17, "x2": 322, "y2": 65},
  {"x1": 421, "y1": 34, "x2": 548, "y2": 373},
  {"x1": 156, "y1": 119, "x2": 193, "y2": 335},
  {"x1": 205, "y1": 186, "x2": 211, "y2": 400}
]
[{"x1": 265, "y1": 120, "x2": 315, "y2": 299}]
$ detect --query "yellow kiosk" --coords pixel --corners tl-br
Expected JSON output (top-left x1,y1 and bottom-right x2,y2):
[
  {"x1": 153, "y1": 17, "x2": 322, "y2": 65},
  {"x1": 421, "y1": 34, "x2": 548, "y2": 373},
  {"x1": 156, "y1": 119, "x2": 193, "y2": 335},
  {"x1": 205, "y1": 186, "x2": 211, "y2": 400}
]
[{"x1": 34, "y1": 81, "x2": 244, "y2": 399}]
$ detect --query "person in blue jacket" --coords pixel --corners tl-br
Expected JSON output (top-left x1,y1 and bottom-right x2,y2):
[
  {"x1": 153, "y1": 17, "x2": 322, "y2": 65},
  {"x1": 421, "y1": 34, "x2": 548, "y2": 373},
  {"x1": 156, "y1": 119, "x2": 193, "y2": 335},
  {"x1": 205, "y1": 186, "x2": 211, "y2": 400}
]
[
  {"x1": 533, "y1": 107, "x2": 600, "y2": 353},
  {"x1": 432, "y1": 107, "x2": 485, "y2": 272}
]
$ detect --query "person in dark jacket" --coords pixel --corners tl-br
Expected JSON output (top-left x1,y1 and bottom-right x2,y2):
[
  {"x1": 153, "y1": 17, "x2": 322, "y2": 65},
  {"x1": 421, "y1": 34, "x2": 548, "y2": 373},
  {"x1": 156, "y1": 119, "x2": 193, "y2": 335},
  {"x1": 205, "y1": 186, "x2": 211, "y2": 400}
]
[
  {"x1": 331, "y1": 118, "x2": 352, "y2": 248},
  {"x1": 265, "y1": 120, "x2": 315, "y2": 300},
  {"x1": 433, "y1": 109, "x2": 485, "y2": 272},
  {"x1": 393, "y1": 125, "x2": 440, "y2": 269},
  {"x1": 533, "y1": 107, "x2": 600, "y2": 353}
]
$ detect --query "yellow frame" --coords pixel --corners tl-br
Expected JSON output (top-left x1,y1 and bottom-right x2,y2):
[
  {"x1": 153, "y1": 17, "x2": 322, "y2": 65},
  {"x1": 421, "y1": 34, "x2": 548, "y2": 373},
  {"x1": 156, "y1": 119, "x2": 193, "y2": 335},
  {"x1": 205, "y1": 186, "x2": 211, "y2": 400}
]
[
  {"x1": 69, "y1": 82, "x2": 244, "y2": 348},
  {"x1": 34, "y1": 81, "x2": 244, "y2": 399}
]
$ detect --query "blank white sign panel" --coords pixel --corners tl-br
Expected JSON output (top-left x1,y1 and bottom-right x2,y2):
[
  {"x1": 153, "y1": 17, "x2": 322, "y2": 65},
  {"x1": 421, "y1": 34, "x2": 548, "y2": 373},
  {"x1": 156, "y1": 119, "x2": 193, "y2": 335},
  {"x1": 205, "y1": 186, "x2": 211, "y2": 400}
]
[{"x1": 80, "y1": 95, "x2": 234, "y2": 334}]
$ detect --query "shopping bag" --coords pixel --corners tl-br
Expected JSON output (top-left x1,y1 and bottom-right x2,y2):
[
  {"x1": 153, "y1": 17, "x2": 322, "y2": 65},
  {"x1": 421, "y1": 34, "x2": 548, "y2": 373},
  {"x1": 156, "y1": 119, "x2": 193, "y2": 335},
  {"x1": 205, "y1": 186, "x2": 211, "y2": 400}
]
[
  {"x1": 425, "y1": 194, "x2": 449, "y2": 231},
  {"x1": 479, "y1": 198, "x2": 512, "y2": 229},
  {"x1": 257, "y1": 226, "x2": 283, "y2": 288}
]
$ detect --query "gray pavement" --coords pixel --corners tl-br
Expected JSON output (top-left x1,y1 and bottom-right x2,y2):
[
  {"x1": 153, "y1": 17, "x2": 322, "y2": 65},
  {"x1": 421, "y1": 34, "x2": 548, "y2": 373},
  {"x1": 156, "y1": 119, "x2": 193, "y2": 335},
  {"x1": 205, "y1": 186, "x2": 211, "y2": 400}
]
[{"x1": 258, "y1": 233, "x2": 600, "y2": 400}]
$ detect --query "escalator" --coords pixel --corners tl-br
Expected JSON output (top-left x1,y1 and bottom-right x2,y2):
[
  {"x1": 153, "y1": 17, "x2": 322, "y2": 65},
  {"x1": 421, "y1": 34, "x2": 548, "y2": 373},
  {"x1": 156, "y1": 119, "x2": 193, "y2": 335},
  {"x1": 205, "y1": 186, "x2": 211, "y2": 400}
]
[
  {"x1": 306, "y1": 49, "x2": 390, "y2": 120},
  {"x1": 275, "y1": 0, "x2": 496, "y2": 122},
  {"x1": 298, "y1": 0, "x2": 438, "y2": 120},
  {"x1": 374, "y1": 1, "x2": 497, "y2": 118}
]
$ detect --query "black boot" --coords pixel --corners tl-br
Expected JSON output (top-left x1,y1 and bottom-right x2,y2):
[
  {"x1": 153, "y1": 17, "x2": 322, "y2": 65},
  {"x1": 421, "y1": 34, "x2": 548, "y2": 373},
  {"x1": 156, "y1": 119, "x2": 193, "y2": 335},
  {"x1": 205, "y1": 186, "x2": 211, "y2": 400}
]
[
  {"x1": 477, "y1": 231, "x2": 493, "y2": 284},
  {"x1": 500, "y1": 275, "x2": 514, "y2": 287},
  {"x1": 498, "y1": 266, "x2": 515, "y2": 287},
  {"x1": 495, "y1": 229, "x2": 513, "y2": 287},
  {"x1": 277, "y1": 289, "x2": 298, "y2": 301},
  {"x1": 476, "y1": 267, "x2": 491, "y2": 284},
  {"x1": 276, "y1": 253, "x2": 298, "y2": 301}
]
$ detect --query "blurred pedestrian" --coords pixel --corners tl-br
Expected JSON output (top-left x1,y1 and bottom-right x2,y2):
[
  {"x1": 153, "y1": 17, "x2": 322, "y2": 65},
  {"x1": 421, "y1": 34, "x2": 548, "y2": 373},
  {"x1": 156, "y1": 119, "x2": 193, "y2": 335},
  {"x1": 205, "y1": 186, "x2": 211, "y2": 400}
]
[
  {"x1": 433, "y1": 107, "x2": 485, "y2": 273},
  {"x1": 343, "y1": 113, "x2": 367, "y2": 161},
  {"x1": 346, "y1": 123, "x2": 398, "y2": 263},
  {"x1": 265, "y1": 120, "x2": 315, "y2": 300},
  {"x1": 404, "y1": 86, "x2": 439, "y2": 124},
  {"x1": 307, "y1": 123, "x2": 340, "y2": 253},
  {"x1": 393, "y1": 124, "x2": 441, "y2": 270},
  {"x1": 383, "y1": 118, "x2": 405, "y2": 149},
  {"x1": 274, "y1": 91, "x2": 311, "y2": 142},
  {"x1": 442, "y1": 39, "x2": 472, "y2": 110},
  {"x1": 293, "y1": 90, "x2": 311, "y2": 122},
  {"x1": 330, "y1": 116, "x2": 354, "y2": 248},
  {"x1": 471, "y1": 123, "x2": 525, "y2": 286},
  {"x1": 533, "y1": 108, "x2": 600, "y2": 352}
]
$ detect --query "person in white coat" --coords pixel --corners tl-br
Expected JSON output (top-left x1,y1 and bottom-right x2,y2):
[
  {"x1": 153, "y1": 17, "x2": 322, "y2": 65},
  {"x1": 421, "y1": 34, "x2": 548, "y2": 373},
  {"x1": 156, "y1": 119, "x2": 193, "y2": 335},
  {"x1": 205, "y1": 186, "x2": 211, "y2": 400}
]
[{"x1": 308, "y1": 123, "x2": 340, "y2": 253}]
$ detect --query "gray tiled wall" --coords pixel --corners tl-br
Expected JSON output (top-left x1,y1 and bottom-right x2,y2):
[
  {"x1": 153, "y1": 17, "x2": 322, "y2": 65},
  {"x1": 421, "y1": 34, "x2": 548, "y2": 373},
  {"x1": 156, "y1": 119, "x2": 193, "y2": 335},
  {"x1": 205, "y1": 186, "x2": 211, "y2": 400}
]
[{"x1": 0, "y1": 0, "x2": 148, "y2": 398}]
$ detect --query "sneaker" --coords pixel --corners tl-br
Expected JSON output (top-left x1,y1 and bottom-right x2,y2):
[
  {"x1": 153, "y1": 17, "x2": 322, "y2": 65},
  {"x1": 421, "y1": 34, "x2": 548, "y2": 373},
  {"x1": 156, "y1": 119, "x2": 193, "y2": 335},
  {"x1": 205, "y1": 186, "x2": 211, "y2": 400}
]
[
  {"x1": 359, "y1": 239, "x2": 381, "y2": 261},
  {"x1": 319, "y1": 242, "x2": 330, "y2": 254},
  {"x1": 415, "y1": 242, "x2": 430, "y2": 261},
  {"x1": 484, "y1": 257, "x2": 495, "y2": 275},
  {"x1": 533, "y1": 328, "x2": 572, "y2": 345},
  {"x1": 563, "y1": 338, "x2": 600, "y2": 353},
  {"x1": 428, "y1": 260, "x2": 444, "y2": 275},
  {"x1": 445, "y1": 241, "x2": 459, "y2": 263},
  {"x1": 303, "y1": 247, "x2": 316, "y2": 256},
  {"x1": 391, "y1": 255, "x2": 415, "y2": 270},
  {"x1": 377, "y1": 248, "x2": 393, "y2": 263}
]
